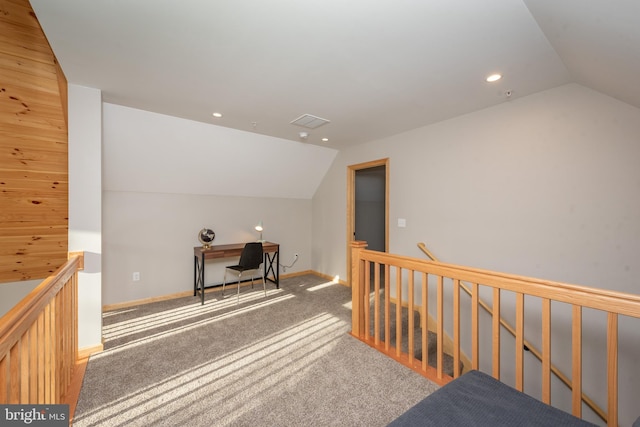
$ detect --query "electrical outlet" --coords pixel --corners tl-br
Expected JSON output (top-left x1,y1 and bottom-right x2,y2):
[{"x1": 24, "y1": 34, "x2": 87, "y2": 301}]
[{"x1": 133, "y1": 272, "x2": 140, "y2": 281}]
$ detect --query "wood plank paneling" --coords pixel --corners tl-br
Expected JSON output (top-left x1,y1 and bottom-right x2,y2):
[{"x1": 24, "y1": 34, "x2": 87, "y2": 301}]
[
  {"x1": 2, "y1": 68, "x2": 62, "y2": 95},
  {"x1": 0, "y1": 172, "x2": 63, "y2": 197},
  {"x1": 0, "y1": 85, "x2": 69, "y2": 110},
  {"x1": 0, "y1": 0, "x2": 68, "y2": 283},
  {"x1": 0, "y1": 97, "x2": 68, "y2": 121},
  {"x1": 0, "y1": 0, "x2": 41, "y2": 29},
  {"x1": 0, "y1": 54, "x2": 58, "y2": 80}
]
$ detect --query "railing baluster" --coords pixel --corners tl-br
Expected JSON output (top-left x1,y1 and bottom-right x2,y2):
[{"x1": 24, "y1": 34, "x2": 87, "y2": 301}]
[
  {"x1": 492, "y1": 288, "x2": 500, "y2": 380},
  {"x1": 69, "y1": 275, "x2": 76, "y2": 392},
  {"x1": 55, "y1": 292, "x2": 63, "y2": 401},
  {"x1": 10, "y1": 343, "x2": 20, "y2": 403},
  {"x1": 62, "y1": 277, "x2": 69, "y2": 399},
  {"x1": 64, "y1": 276, "x2": 70, "y2": 394},
  {"x1": 515, "y1": 293, "x2": 524, "y2": 391},
  {"x1": 59, "y1": 288, "x2": 66, "y2": 398},
  {"x1": 0, "y1": 355, "x2": 6, "y2": 401},
  {"x1": 37, "y1": 312, "x2": 45, "y2": 403},
  {"x1": 374, "y1": 262, "x2": 381, "y2": 345},
  {"x1": 44, "y1": 304, "x2": 51, "y2": 403},
  {"x1": 453, "y1": 278, "x2": 460, "y2": 378},
  {"x1": 20, "y1": 333, "x2": 29, "y2": 403},
  {"x1": 571, "y1": 305, "x2": 582, "y2": 417},
  {"x1": 29, "y1": 326, "x2": 37, "y2": 403},
  {"x1": 364, "y1": 260, "x2": 371, "y2": 340},
  {"x1": 51, "y1": 300, "x2": 58, "y2": 403},
  {"x1": 542, "y1": 298, "x2": 551, "y2": 404},
  {"x1": 437, "y1": 276, "x2": 444, "y2": 379},
  {"x1": 472, "y1": 283, "x2": 479, "y2": 370},
  {"x1": 607, "y1": 313, "x2": 618, "y2": 427},
  {"x1": 73, "y1": 268, "x2": 78, "y2": 363},
  {"x1": 385, "y1": 264, "x2": 391, "y2": 352},
  {"x1": 408, "y1": 271, "x2": 415, "y2": 364},
  {"x1": 421, "y1": 272, "x2": 428, "y2": 372},
  {"x1": 396, "y1": 267, "x2": 402, "y2": 357}
]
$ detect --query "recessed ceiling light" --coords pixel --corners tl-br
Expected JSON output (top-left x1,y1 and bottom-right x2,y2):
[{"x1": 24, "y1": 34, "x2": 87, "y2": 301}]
[
  {"x1": 486, "y1": 73, "x2": 502, "y2": 82},
  {"x1": 212, "y1": 112, "x2": 223, "y2": 118},
  {"x1": 321, "y1": 138, "x2": 329, "y2": 142}
]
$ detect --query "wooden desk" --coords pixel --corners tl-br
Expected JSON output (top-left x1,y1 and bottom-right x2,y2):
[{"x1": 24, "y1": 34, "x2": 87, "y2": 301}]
[{"x1": 193, "y1": 242, "x2": 280, "y2": 305}]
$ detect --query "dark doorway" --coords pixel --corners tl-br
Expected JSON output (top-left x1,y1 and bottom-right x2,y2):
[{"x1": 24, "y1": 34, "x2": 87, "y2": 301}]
[
  {"x1": 347, "y1": 158, "x2": 388, "y2": 286},
  {"x1": 355, "y1": 165, "x2": 386, "y2": 252}
]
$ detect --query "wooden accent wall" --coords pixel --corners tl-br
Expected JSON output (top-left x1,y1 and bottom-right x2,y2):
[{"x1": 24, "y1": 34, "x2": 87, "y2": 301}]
[{"x1": 0, "y1": 0, "x2": 68, "y2": 283}]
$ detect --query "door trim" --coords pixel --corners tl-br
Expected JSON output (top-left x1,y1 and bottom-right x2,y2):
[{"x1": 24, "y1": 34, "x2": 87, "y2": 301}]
[{"x1": 347, "y1": 158, "x2": 389, "y2": 287}]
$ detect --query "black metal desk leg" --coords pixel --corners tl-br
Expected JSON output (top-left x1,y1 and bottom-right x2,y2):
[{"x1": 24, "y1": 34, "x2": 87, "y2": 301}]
[
  {"x1": 200, "y1": 253, "x2": 205, "y2": 305},
  {"x1": 193, "y1": 255, "x2": 198, "y2": 296},
  {"x1": 194, "y1": 254, "x2": 206, "y2": 304},
  {"x1": 264, "y1": 251, "x2": 279, "y2": 288},
  {"x1": 275, "y1": 250, "x2": 279, "y2": 288}
]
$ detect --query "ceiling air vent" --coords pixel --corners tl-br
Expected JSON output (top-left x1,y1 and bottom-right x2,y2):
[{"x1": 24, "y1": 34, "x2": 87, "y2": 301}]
[{"x1": 290, "y1": 114, "x2": 330, "y2": 129}]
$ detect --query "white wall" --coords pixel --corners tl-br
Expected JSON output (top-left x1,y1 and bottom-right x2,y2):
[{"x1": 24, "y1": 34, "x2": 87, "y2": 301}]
[
  {"x1": 311, "y1": 83, "x2": 640, "y2": 426},
  {"x1": 68, "y1": 84, "x2": 103, "y2": 349},
  {"x1": 0, "y1": 280, "x2": 40, "y2": 318},
  {"x1": 103, "y1": 104, "x2": 337, "y2": 199},
  {"x1": 313, "y1": 83, "x2": 640, "y2": 285},
  {"x1": 102, "y1": 191, "x2": 311, "y2": 305},
  {"x1": 101, "y1": 104, "x2": 334, "y2": 305}
]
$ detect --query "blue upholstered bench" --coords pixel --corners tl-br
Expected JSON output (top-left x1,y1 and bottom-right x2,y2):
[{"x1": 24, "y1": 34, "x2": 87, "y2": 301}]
[{"x1": 388, "y1": 370, "x2": 596, "y2": 427}]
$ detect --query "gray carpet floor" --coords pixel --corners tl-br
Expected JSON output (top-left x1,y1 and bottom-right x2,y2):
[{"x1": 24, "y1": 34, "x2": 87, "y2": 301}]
[{"x1": 73, "y1": 274, "x2": 439, "y2": 427}]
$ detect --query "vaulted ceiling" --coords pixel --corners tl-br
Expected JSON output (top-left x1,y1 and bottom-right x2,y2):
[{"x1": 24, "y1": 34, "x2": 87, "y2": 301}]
[{"x1": 31, "y1": 0, "x2": 640, "y2": 149}]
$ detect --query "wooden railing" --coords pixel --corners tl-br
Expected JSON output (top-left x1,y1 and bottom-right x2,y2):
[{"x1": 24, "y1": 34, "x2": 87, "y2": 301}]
[
  {"x1": 0, "y1": 252, "x2": 83, "y2": 404},
  {"x1": 417, "y1": 242, "x2": 608, "y2": 422},
  {"x1": 350, "y1": 241, "x2": 640, "y2": 426}
]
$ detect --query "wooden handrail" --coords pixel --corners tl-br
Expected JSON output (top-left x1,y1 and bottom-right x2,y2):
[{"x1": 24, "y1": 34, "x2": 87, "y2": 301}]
[
  {"x1": 416, "y1": 242, "x2": 607, "y2": 423},
  {"x1": 351, "y1": 241, "x2": 640, "y2": 426},
  {"x1": 0, "y1": 253, "x2": 83, "y2": 404}
]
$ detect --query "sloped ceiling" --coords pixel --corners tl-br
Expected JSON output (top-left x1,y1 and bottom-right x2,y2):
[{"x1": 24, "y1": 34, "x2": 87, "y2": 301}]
[
  {"x1": 523, "y1": 0, "x2": 640, "y2": 110},
  {"x1": 30, "y1": 0, "x2": 640, "y2": 149}
]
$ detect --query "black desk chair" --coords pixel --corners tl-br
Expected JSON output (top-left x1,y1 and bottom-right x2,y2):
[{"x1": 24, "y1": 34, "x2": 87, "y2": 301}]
[{"x1": 222, "y1": 242, "x2": 265, "y2": 304}]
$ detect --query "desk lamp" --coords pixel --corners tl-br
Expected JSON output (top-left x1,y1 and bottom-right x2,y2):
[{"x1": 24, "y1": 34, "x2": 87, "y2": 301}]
[{"x1": 255, "y1": 221, "x2": 264, "y2": 242}]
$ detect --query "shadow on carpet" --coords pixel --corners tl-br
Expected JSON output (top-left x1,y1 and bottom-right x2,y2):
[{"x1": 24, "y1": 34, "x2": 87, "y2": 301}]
[{"x1": 73, "y1": 274, "x2": 439, "y2": 427}]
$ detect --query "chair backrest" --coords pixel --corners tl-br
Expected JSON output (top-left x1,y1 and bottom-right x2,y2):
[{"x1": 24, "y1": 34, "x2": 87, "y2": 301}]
[{"x1": 238, "y1": 242, "x2": 263, "y2": 269}]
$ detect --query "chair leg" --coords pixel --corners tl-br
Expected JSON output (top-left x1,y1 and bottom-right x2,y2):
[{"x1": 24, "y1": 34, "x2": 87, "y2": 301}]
[
  {"x1": 262, "y1": 269, "x2": 266, "y2": 297},
  {"x1": 222, "y1": 270, "x2": 227, "y2": 297},
  {"x1": 236, "y1": 272, "x2": 242, "y2": 305}
]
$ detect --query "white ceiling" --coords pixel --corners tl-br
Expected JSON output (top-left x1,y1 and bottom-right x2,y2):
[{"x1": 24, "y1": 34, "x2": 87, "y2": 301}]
[{"x1": 31, "y1": 0, "x2": 640, "y2": 149}]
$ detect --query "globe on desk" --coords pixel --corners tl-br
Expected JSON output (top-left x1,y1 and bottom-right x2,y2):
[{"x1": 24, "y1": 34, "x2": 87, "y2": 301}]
[{"x1": 198, "y1": 228, "x2": 215, "y2": 248}]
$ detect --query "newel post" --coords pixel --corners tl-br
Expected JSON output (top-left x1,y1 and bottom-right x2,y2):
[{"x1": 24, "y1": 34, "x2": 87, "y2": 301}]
[
  {"x1": 351, "y1": 240, "x2": 368, "y2": 338},
  {"x1": 68, "y1": 251, "x2": 85, "y2": 270}
]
